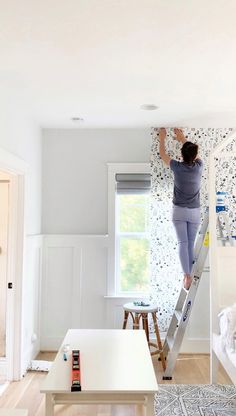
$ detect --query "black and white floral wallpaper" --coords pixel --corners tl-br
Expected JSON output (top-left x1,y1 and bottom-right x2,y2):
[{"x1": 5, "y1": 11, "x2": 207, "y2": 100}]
[{"x1": 150, "y1": 128, "x2": 236, "y2": 331}]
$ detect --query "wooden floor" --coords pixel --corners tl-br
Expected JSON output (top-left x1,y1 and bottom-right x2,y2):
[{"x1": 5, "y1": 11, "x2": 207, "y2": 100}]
[{"x1": 0, "y1": 352, "x2": 232, "y2": 416}]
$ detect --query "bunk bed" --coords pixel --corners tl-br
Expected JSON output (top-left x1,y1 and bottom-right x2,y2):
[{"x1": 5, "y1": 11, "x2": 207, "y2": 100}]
[{"x1": 209, "y1": 130, "x2": 236, "y2": 384}]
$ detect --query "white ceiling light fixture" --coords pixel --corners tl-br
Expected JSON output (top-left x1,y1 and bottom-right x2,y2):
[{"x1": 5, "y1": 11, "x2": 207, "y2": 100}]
[
  {"x1": 140, "y1": 104, "x2": 159, "y2": 111},
  {"x1": 71, "y1": 117, "x2": 84, "y2": 122}
]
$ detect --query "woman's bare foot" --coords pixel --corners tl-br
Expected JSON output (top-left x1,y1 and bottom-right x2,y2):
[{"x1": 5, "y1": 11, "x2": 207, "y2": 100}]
[{"x1": 183, "y1": 274, "x2": 192, "y2": 290}]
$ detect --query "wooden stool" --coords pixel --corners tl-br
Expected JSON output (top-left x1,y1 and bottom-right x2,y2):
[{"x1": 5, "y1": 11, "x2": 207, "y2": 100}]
[{"x1": 122, "y1": 302, "x2": 166, "y2": 371}]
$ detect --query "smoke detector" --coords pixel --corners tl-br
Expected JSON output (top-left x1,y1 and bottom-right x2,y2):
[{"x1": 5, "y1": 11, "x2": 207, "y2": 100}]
[
  {"x1": 71, "y1": 117, "x2": 84, "y2": 122},
  {"x1": 140, "y1": 104, "x2": 158, "y2": 111}
]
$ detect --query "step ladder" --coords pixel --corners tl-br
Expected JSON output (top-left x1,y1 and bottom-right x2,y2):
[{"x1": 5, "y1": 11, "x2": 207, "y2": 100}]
[{"x1": 162, "y1": 209, "x2": 234, "y2": 380}]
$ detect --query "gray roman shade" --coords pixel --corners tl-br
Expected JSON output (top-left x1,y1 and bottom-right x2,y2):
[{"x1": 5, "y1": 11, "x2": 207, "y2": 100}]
[{"x1": 115, "y1": 173, "x2": 151, "y2": 195}]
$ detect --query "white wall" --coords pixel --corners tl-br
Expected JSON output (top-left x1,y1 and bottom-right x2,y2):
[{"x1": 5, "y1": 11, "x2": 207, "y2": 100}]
[
  {"x1": 0, "y1": 96, "x2": 42, "y2": 376},
  {"x1": 42, "y1": 129, "x2": 151, "y2": 234},
  {"x1": 1, "y1": 103, "x2": 41, "y2": 234}
]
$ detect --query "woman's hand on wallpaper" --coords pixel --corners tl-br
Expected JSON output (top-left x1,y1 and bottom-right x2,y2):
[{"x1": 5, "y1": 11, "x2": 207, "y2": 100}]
[{"x1": 173, "y1": 128, "x2": 186, "y2": 143}]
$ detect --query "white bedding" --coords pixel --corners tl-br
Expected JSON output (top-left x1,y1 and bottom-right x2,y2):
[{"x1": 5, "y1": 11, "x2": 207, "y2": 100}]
[
  {"x1": 214, "y1": 304, "x2": 236, "y2": 384},
  {"x1": 213, "y1": 332, "x2": 236, "y2": 384},
  {"x1": 218, "y1": 304, "x2": 236, "y2": 352}
]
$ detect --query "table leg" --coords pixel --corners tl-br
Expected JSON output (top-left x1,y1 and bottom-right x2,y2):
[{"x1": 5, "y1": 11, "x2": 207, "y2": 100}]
[
  {"x1": 152, "y1": 312, "x2": 166, "y2": 371},
  {"x1": 133, "y1": 312, "x2": 139, "y2": 329},
  {"x1": 123, "y1": 310, "x2": 129, "y2": 329},
  {"x1": 136, "y1": 403, "x2": 144, "y2": 416},
  {"x1": 145, "y1": 394, "x2": 154, "y2": 416},
  {"x1": 142, "y1": 313, "x2": 149, "y2": 342},
  {"x1": 45, "y1": 393, "x2": 54, "y2": 416}
]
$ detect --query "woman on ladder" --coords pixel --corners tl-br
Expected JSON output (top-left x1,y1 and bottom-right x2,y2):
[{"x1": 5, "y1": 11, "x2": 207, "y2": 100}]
[{"x1": 158, "y1": 128, "x2": 203, "y2": 290}]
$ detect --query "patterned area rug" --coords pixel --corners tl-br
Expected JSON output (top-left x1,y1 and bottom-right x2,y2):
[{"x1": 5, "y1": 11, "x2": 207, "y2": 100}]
[{"x1": 155, "y1": 384, "x2": 236, "y2": 415}]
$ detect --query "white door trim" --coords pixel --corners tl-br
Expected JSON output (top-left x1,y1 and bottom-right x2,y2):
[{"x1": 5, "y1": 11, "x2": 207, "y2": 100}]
[{"x1": 0, "y1": 148, "x2": 28, "y2": 381}]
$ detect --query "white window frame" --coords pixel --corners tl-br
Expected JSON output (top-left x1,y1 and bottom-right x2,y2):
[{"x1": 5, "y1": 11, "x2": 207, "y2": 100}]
[{"x1": 107, "y1": 163, "x2": 150, "y2": 296}]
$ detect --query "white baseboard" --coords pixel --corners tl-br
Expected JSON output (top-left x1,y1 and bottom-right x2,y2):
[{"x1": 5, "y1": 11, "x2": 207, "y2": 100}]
[
  {"x1": 41, "y1": 334, "x2": 210, "y2": 354},
  {"x1": 181, "y1": 338, "x2": 210, "y2": 354},
  {"x1": 21, "y1": 340, "x2": 41, "y2": 377},
  {"x1": 159, "y1": 332, "x2": 210, "y2": 354},
  {"x1": 40, "y1": 337, "x2": 63, "y2": 351}
]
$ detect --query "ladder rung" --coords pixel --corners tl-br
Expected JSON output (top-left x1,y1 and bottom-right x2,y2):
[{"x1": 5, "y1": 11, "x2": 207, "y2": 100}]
[
  {"x1": 174, "y1": 310, "x2": 182, "y2": 322},
  {"x1": 167, "y1": 336, "x2": 174, "y2": 350},
  {"x1": 176, "y1": 288, "x2": 188, "y2": 310},
  {"x1": 178, "y1": 287, "x2": 188, "y2": 300}
]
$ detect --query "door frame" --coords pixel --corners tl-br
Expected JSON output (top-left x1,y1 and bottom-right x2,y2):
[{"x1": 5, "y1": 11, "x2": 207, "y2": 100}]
[{"x1": 0, "y1": 147, "x2": 28, "y2": 380}]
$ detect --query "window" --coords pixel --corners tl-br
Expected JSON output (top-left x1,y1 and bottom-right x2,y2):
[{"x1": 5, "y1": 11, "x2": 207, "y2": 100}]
[
  {"x1": 116, "y1": 193, "x2": 150, "y2": 294},
  {"x1": 107, "y1": 163, "x2": 151, "y2": 297},
  {"x1": 115, "y1": 173, "x2": 151, "y2": 294}
]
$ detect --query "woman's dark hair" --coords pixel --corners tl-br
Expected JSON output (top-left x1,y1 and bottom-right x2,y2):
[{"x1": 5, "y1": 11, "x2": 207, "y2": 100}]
[{"x1": 181, "y1": 141, "x2": 198, "y2": 164}]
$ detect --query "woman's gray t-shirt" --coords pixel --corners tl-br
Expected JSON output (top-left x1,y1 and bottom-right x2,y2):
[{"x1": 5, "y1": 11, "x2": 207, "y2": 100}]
[{"x1": 170, "y1": 159, "x2": 203, "y2": 208}]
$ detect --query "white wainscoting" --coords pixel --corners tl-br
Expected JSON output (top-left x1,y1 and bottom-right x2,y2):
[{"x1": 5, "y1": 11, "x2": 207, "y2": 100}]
[
  {"x1": 41, "y1": 235, "x2": 210, "y2": 353},
  {"x1": 41, "y1": 235, "x2": 109, "y2": 350}
]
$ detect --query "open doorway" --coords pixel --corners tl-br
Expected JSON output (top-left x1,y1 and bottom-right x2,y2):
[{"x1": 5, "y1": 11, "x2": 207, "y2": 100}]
[{"x1": 0, "y1": 148, "x2": 27, "y2": 384}]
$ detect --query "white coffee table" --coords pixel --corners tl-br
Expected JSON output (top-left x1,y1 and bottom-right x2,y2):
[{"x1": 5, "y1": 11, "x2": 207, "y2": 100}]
[{"x1": 41, "y1": 329, "x2": 158, "y2": 415}]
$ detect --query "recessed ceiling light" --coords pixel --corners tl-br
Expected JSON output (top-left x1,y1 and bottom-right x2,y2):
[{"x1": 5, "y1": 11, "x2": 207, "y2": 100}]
[
  {"x1": 140, "y1": 104, "x2": 159, "y2": 111},
  {"x1": 71, "y1": 117, "x2": 84, "y2": 122}
]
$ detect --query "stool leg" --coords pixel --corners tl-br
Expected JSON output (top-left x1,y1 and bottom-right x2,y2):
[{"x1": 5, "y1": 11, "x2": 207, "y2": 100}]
[
  {"x1": 123, "y1": 310, "x2": 129, "y2": 329},
  {"x1": 133, "y1": 312, "x2": 139, "y2": 330},
  {"x1": 152, "y1": 312, "x2": 166, "y2": 371},
  {"x1": 142, "y1": 313, "x2": 149, "y2": 342}
]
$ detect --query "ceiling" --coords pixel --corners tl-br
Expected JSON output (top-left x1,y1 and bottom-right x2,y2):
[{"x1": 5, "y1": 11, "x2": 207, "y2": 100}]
[{"x1": 1, "y1": 0, "x2": 236, "y2": 128}]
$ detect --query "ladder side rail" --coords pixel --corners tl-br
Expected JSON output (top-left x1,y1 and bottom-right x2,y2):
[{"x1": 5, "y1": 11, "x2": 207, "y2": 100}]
[
  {"x1": 193, "y1": 212, "x2": 209, "y2": 260},
  {"x1": 218, "y1": 211, "x2": 234, "y2": 247},
  {"x1": 175, "y1": 288, "x2": 188, "y2": 311},
  {"x1": 193, "y1": 243, "x2": 210, "y2": 278}
]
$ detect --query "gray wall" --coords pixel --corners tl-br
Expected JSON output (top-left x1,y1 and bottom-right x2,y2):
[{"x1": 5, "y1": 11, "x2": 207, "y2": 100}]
[{"x1": 42, "y1": 128, "x2": 151, "y2": 234}]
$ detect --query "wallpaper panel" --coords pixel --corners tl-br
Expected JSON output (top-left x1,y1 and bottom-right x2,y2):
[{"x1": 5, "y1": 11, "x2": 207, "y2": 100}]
[{"x1": 150, "y1": 128, "x2": 236, "y2": 331}]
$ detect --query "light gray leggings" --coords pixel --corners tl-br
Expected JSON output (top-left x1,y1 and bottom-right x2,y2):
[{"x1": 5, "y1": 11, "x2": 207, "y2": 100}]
[{"x1": 172, "y1": 206, "x2": 201, "y2": 275}]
